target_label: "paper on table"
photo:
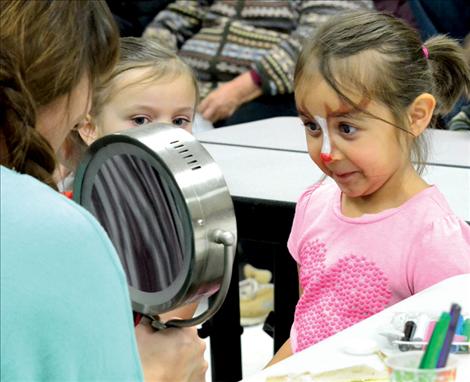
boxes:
[265,365,388,382]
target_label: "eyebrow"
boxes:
[296,103,312,119]
[124,104,195,115]
[296,107,363,120]
[296,110,309,119]
[327,109,363,119]
[173,106,195,115]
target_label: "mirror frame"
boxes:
[74,123,237,327]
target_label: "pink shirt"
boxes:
[288,182,470,353]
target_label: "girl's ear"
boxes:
[407,93,436,136]
[78,115,98,146]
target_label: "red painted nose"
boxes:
[320,153,333,163]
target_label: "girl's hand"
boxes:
[135,318,207,382]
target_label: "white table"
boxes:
[241,274,470,382]
[203,143,470,222]
[196,117,470,168]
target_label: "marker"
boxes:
[462,319,470,338]
[461,318,470,352]
[455,315,464,335]
[452,315,464,352]
[436,304,461,367]
[414,314,430,342]
[423,320,437,344]
[399,320,417,351]
[419,312,450,369]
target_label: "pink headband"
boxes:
[422,45,429,59]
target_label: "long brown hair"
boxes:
[0,0,119,188]
[295,10,470,173]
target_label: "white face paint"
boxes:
[314,115,332,163]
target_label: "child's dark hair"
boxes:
[294,10,470,171]
[0,0,119,188]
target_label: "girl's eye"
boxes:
[339,123,357,135]
[131,116,151,126]
[303,121,321,135]
[173,117,191,127]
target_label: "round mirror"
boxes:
[87,152,189,294]
[73,123,236,328]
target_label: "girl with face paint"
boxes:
[267,10,470,366]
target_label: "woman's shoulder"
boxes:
[1,166,123,273]
[3,166,97,226]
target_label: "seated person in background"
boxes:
[449,34,470,131]
[106,0,174,37]
[373,0,418,29]
[449,104,470,131]
[143,0,373,127]
[373,0,470,126]
[406,0,469,42]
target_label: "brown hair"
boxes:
[0,0,119,188]
[294,10,470,172]
[91,36,199,126]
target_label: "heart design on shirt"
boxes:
[294,239,391,352]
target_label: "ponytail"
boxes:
[425,35,470,115]
[0,0,119,189]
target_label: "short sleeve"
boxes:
[407,215,470,294]
[287,183,322,263]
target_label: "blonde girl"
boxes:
[78,36,198,145]
[57,37,198,189]
[270,10,470,365]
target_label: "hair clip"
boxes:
[422,45,429,59]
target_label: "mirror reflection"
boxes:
[89,153,185,292]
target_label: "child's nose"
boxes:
[316,117,332,163]
[320,152,333,163]
[320,137,343,164]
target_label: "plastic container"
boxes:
[386,351,458,382]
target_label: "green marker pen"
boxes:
[419,312,451,369]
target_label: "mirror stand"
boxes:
[150,229,235,330]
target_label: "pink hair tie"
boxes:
[422,45,429,59]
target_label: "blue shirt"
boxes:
[1,166,143,381]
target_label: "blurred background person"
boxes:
[143,0,373,127]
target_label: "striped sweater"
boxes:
[143,0,373,99]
